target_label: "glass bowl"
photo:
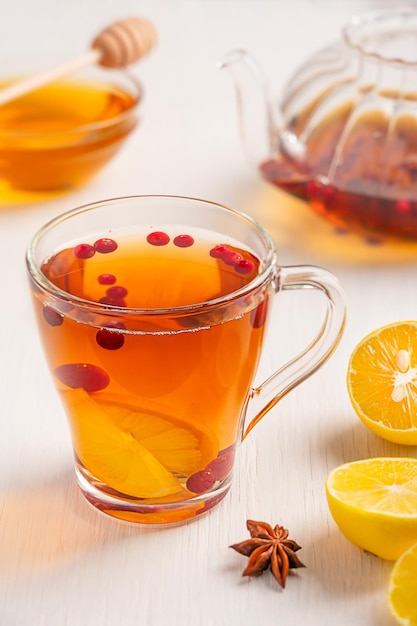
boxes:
[0,61,142,205]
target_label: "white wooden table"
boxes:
[0,1,414,624]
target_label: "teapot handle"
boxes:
[241,265,346,440]
[218,48,307,164]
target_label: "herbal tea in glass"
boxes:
[27,195,345,525]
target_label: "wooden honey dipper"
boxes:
[0,17,157,107]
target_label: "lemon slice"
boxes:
[388,541,417,625]
[62,390,218,499]
[325,457,417,560]
[347,321,417,444]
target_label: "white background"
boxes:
[1,1,416,625]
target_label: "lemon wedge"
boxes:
[62,390,217,499]
[388,541,417,625]
[347,321,417,444]
[326,457,417,560]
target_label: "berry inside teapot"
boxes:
[220,8,417,241]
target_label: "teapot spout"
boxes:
[217,49,306,165]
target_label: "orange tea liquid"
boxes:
[0,78,137,203]
[33,227,269,521]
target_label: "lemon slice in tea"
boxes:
[63,390,218,499]
[388,541,417,625]
[347,321,417,444]
[326,457,417,560]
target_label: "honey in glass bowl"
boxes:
[0,65,141,205]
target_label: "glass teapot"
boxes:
[219,8,417,241]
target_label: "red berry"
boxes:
[106,286,128,299]
[307,178,322,198]
[209,244,246,266]
[210,245,230,258]
[94,238,118,253]
[147,231,170,246]
[96,328,125,350]
[396,199,411,214]
[223,250,243,266]
[235,259,255,275]
[173,234,194,248]
[186,469,216,494]
[250,298,268,329]
[98,274,117,285]
[54,363,110,392]
[43,306,64,326]
[73,243,95,259]
[207,446,236,480]
[99,296,127,307]
[323,184,335,203]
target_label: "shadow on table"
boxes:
[319,418,417,467]
[310,525,395,626]
[0,467,169,578]
[248,183,417,269]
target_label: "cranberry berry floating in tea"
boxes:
[186,445,236,494]
[173,234,194,248]
[43,306,64,327]
[55,363,110,392]
[94,238,118,254]
[210,244,255,275]
[74,238,118,259]
[96,321,126,351]
[97,274,117,286]
[146,231,170,246]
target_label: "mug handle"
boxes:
[241,265,346,440]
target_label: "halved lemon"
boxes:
[388,541,417,625]
[325,457,417,560]
[62,390,218,499]
[347,321,417,444]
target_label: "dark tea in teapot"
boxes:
[261,96,417,240]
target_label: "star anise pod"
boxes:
[230,519,306,588]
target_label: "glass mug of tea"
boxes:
[26,195,346,525]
